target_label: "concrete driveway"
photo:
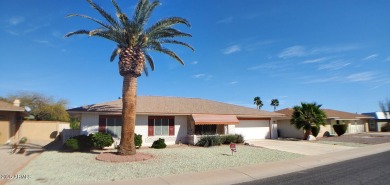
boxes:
[247,139,355,156]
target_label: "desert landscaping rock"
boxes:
[7,145,302,185]
[96,152,154,163]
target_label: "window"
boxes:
[99,116,122,137]
[148,116,174,136]
[195,125,217,135]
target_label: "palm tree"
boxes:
[291,102,326,140]
[66,0,193,155]
[253,96,263,110]
[270,99,279,111]
[379,99,390,131]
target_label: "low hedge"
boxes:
[196,135,221,147]
[135,133,142,149]
[91,132,114,149]
[333,124,348,136]
[151,138,166,149]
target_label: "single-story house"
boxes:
[0,100,25,144]
[362,112,390,132]
[276,108,372,139]
[67,96,285,146]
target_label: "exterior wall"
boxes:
[277,119,304,139]
[79,113,189,147]
[0,111,10,144]
[15,121,70,145]
[235,120,271,140]
[80,113,99,135]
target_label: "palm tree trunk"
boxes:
[118,74,137,155]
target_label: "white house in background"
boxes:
[67,96,285,146]
[276,108,372,139]
[363,112,390,132]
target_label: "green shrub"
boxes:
[91,132,114,149]
[64,138,79,150]
[64,134,93,151]
[311,126,320,137]
[196,135,221,147]
[151,138,167,149]
[220,134,244,144]
[333,124,348,136]
[135,134,142,149]
[19,137,28,144]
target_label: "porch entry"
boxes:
[192,114,239,135]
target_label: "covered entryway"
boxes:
[0,119,10,144]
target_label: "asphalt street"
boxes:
[236,150,390,185]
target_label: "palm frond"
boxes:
[137,1,160,28]
[160,39,195,51]
[142,60,149,76]
[149,28,192,39]
[144,52,155,71]
[146,17,191,35]
[155,47,185,65]
[110,47,121,62]
[65,30,90,37]
[66,14,111,29]
[86,0,120,28]
[134,0,148,26]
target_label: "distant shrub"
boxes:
[381,123,390,132]
[64,138,79,150]
[196,135,221,147]
[333,124,348,136]
[135,133,142,149]
[220,134,244,144]
[151,138,166,149]
[19,137,28,144]
[91,132,114,149]
[63,134,93,151]
[311,126,320,137]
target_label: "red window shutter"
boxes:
[169,118,175,136]
[148,118,154,136]
[98,116,106,133]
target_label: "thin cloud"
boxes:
[303,76,341,84]
[278,45,307,58]
[192,74,213,80]
[346,72,375,82]
[362,54,378,61]
[318,60,351,71]
[191,61,198,65]
[385,56,390,62]
[216,17,233,24]
[302,57,328,64]
[34,39,50,44]
[223,45,241,55]
[229,81,238,85]
[8,16,25,25]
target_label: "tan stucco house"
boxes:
[276,108,372,139]
[0,100,25,144]
[67,96,285,146]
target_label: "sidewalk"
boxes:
[79,143,390,185]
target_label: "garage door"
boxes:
[277,120,304,139]
[235,120,270,140]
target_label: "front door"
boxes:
[0,114,10,144]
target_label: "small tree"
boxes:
[3,92,70,122]
[270,99,279,111]
[253,96,263,110]
[379,99,390,131]
[291,102,327,140]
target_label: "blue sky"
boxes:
[1,0,389,113]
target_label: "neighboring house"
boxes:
[0,100,25,144]
[362,112,390,132]
[276,108,372,139]
[67,96,285,146]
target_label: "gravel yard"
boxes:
[7,145,302,185]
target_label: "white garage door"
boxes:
[235,120,270,140]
